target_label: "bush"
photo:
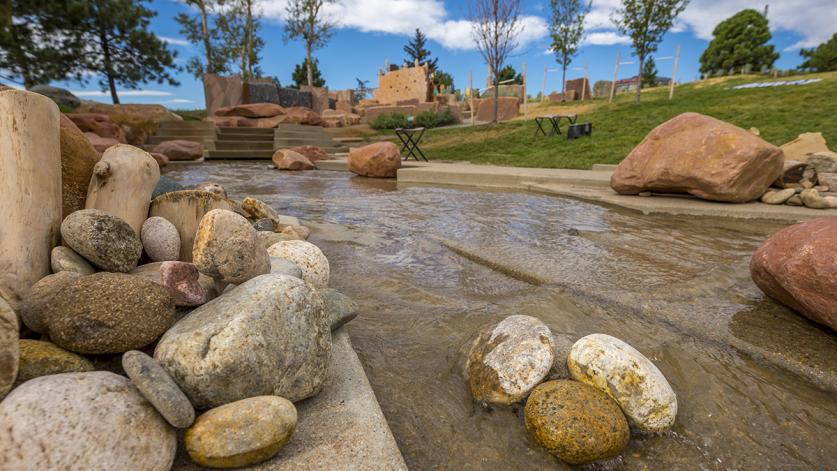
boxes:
[371,109,456,130]
[415,108,455,128]
[370,113,411,130]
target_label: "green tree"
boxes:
[613,0,688,103]
[292,58,325,87]
[496,65,523,84]
[403,28,439,71]
[435,70,454,92]
[175,0,232,78]
[549,0,591,96]
[641,56,658,87]
[218,0,264,80]
[699,9,778,76]
[799,34,837,72]
[77,0,179,104]
[0,0,87,87]
[284,0,335,88]
[354,78,370,103]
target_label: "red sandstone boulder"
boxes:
[152,140,203,161]
[750,217,837,330]
[67,113,127,142]
[348,142,401,178]
[84,132,119,154]
[272,149,316,170]
[283,107,323,126]
[289,146,328,162]
[321,109,346,128]
[149,152,169,168]
[611,113,784,202]
[237,115,285,128]
[206,116,242,127]
[214,103,285,118]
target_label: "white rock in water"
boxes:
[568,333,677,432]
[464,315,556,405]
[267,240,330,288]
[0,371,176,470]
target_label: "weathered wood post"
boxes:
[0,90,61,309]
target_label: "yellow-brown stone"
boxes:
[14,340,93,387]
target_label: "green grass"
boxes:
[173,108,208,121]
[416,71,837,169]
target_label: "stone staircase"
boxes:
[146,121,217,151]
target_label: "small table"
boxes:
[395,127,427,161]
[534,114,578,137]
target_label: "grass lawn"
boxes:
[415,71,837,169]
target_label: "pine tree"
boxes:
[641,57,658,88]
[799,34,837,72]
[403,29,439,71]
[292,58,325,88]
[496,65,523,84]
[699,9,778,76]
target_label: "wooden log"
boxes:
[0,90,62,309]
[148,190,233,262]
[85,144,160,235]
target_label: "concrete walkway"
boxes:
[318,157,837,222]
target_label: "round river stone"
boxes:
[123,350,195,428]
[60,209,142,272]
[266,240,330,288]
[15,339,94,387]
[19,271,80,333]
[0,297,19,399]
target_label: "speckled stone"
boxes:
[192,209,270,284]
[43,272,176,354]
[320,288,358,331]
[253,218,276,232]
[242,197,281,223]
[141,217,181,262]
[525,380,629,464]
[185,396,296,468]
[464,315,556,405]
[160,261,205,306]
[122,350,195,428]
[154,274,331,409]
[60,209,142,272]
[258,231,295,248]
[14,339,94,387]
[568,333,677,432]
[50,246,95,275]
[0,371,176,470]
[0,298,19,399]
[19,271,80,333]
[266,240,330,288]
[270,257,303,279]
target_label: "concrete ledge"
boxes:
[397,163,612,188]
[173,327,407,470]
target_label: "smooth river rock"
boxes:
[160,261,206,306]
[320,288,359,330]
[19,271,80,333]
[123,350,195,428]
[267,240,330,288]
[43,272,176,354]
[185,396,297,468]
[50,245,96,275]
[525,380,629,464]
[0,372,176,470]
[192,209,270,284]
[130,262,223,305]
[464,315,556,405]
[750,217,837,330]
[0,297,19,399]
[154,274,331,409]
[141,216,181,262]
[14,339,94,387]
[568,333,677,432]
[60,209,143,272]
[242,196,282,223]
[760,188,796,205]
[270,257,303,279]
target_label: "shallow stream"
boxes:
[165,162,837,470]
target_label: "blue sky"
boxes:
[43,0,837,108]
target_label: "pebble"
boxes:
[19,271,80,333]
[253,218,276,232]
[242,196,281,223]
[0,298,19,399]
[187,182,227,198]
[185,396,297,468]
[122,350,195,428]
[525,380,629,464]
[60,209,142,272]
[0,372,176,470]
[320,288,359,330]
[50,246,95,275]
[568,333,677,432]
[160,261,206,306]
[192,209,270,284]
[14,339,94,387]
[270,256,303,279]
[141,216,181,262]
[760,188,795,205]
[258,230,295,247]
[267,240,330,288]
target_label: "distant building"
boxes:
[615,75,672,93]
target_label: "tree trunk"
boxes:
[149,190,234,262]
[99,25,119,104]
[0,90,61,310]
[493,67,500,124]
[85,144,160,236]
[198,1,213,73]
[635,56,643,104]
[561,63,567,101]
[246,0,254,79]
[306,45,313,87]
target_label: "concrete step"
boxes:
[274,138,341,147]
[217,127,274,134]
[207,149,274,159]
[157,121,215,130]
[146,136,216,146]
[215,141,275,150]
[150,131,217,140]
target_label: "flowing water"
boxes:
[165,162,837,470]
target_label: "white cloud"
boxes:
[583,31,631,46]
[166,98,194,103]
[72,90,174,97]
[159,36,191,47]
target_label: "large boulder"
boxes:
[750,217,837,329]
[266,240,330,288]
[30,85,81,110]
[272,148,316,170]
[192,209,270,284]
[779,132,830,162]
[321,109,346,128]
[0,372,176,470]
[348,141,402,178]
[610,113,784,202]
[154,274,331,409]
[289,145,329,162]
[84,132,120,154]
[525,380,629,464]
[152,139,203,161]
[60,209,143,272]
[214,103,285,118]
[464,315,556,405]
[42,272,176,354]
[283,106,323,126]
[568,334,677,432]
[238,115,286,128]
[0,298,18,399]
[67,113,126,142]
[60,114,100,219]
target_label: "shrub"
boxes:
[415,108,455,128]
[371,109,456,130]
[370,112,411,130]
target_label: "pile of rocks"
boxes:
[0,89,359,469]
[464,315,677,465]
[759,132,837,208]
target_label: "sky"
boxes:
[40,0,837,109]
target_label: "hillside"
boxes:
[415,71,837,169]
